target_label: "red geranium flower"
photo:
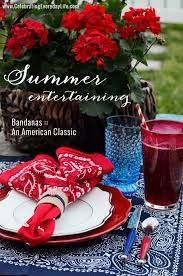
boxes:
[23,19,48,46]
[6,19,48,58]
[85,13,116,34]
[72,30,119,67]
[119,26,137,40]
[81,3,105,19]
[62,4,116,35]
[62,10,83,31]
[6,38,23,58]
[80,4,116,34]
[120,7,161,39]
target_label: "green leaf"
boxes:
[119,39,131,52]
[129,71,141,81]
[105,50,131,72]
[128,71,141,86]
[138,57,148,66]
[42,13,62,28]
[104,0,126,21]
[130,88,144,103]
[132,39,148,65]
[128,71,144,103]
[79,101,113,118]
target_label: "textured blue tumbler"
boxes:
[104,115,142,195]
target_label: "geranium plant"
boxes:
[0,0,162,118]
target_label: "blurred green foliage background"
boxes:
[140,24,183,115]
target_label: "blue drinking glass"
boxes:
[104,115,142,195]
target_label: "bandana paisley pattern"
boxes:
[0,148,112,204]
[8,158,58,199]
[0,158,182,275]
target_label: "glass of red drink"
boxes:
[141,120,183,210]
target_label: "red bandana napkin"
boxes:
[0,147,113,246]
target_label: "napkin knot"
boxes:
[37,189,69,215]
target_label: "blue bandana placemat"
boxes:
[0,156,182,276]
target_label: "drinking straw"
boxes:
[135,104,149,130]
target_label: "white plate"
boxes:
[0,187,113,236]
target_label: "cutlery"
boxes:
[120,205,142,261]
[138,217,159,265]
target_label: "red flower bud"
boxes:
[96,58,105,68]
[0,7,5,21]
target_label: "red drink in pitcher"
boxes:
[141,120,183,210]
